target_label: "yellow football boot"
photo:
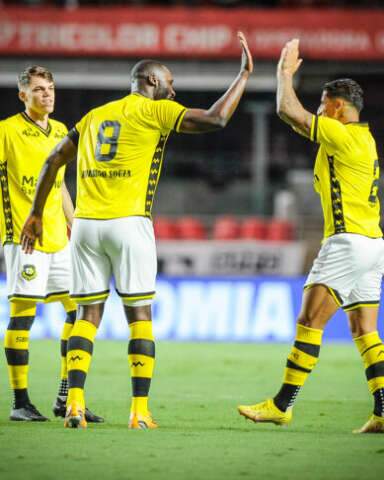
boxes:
[128,412,158,430]
[353,414,384,434]
[64,403,87,429]
[238,398,292,426]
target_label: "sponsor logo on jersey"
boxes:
[22,127,40,137]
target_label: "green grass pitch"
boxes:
[1,340,384,480]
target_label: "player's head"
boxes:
[318,78,364,120]
[18,66,55,115]
[130,60,175,101]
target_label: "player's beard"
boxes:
[154,85,170,101]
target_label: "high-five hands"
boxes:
[278,38,303,77]
[238,31,253,75]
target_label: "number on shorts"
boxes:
[368,159,379,205]
[95,121,121,162]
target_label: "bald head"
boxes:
[131,59,168,82]
[130,59,175,101]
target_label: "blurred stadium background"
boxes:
[1,0,384,342]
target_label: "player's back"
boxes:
[311,116,381,239]
[74,93,185,220]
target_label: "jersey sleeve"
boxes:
[310,115,351,150]
[150,100,187,133]
[75,112,90,136]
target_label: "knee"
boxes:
[77,304,104,327]
[297,311,317,328]
[349,321,372,338]
[347,310,377,338]
[125,305,152,324]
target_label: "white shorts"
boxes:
[4,243,70,303]
[305,233,384,310]
[70,217,157,306]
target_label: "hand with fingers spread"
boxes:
[278,38,303,77]
[21,214,43,254]
[238,31,253,75]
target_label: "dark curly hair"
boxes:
[323,78,364,113]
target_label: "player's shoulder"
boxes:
[0,113,23,128]
[319,116,348,130]
[95,96,128,113]
[345,121,370,133]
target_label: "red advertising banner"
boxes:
[1,7,384,60]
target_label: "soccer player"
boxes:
[238,39,384,434]
[21,32,253,429]
[0,66,102,423]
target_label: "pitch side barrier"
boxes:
[0,275,382,341]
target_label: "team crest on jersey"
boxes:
[21,264,37,281]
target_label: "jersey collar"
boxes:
[21,112,52,137]
[345,121,369,127]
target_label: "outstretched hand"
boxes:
[278,38,303,77]
[238,31,253,75]
[21,214,43,254]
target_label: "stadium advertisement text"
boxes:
[157,240,305,276]
[1,8,384,60]
[0,275,383,342]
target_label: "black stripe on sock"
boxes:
[5,348,28,365]
[13,388,30,409]
[294,340,320,358]
[274,383,301,412]
[8,316,34,330]
[373,388,384,417]
[61,339,68,357]
[65,311,76,324]
[366,361,384,381]
[361,342,383,357]
[128,339,155,358]
[68,370,87,389]
[67,336,93,355]
[286,359,312,374]
[132,377,151,397]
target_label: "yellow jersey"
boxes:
[0,113,68,253]
[310,115,382,239]
[73,93,186,219]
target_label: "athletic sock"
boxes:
[67,319,97,411]
[4,301,36,408]
[274,324,323,412]
[128,320,155,415]
[373,388,384,417]
[354,331,384,417]
[58,307,76,399]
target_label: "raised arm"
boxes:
[276,39,313,136]
[179,31,253,133]
[21,135,77,253]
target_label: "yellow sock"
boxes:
[128,320,155,415]
[354,331,384,394]
[67,319,97,411]
[5,301,36,407]
[59,296,77,384]
[274,324,323,411]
